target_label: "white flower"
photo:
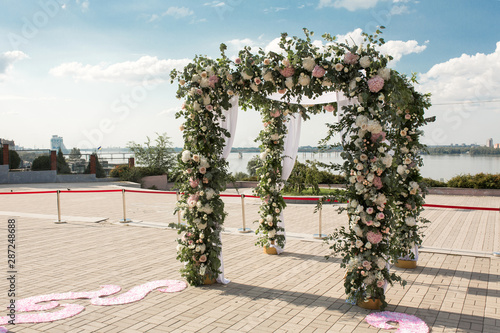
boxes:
[268,229,276,238]
[200,243,206,253]
[176,244,184,252]
[374,193,387,206]
[355,183,365,193]
[195,245,201,252]
[193,101,201,112]
[376,257,386,269]
[359,56,371,68]
[266,215,273,222]
[401,147,410,154]
[350,199,359,208]
[259,152,268,160]
[355,115,369,128]
[298,73,311,86]
[250,83,259,92]
[366,173,375,182]
[365,242,372,249]
[356,240,364,248]
[200,157,210,168]
[205,188,216,200]
[263,69,274,82]
[381,155,393,168]
[199,265,206,275]
[335,63,344,71]
[378,68,391,81]
[397,165,407,175]
[360,154,368,161]
[367,120,382,134]
[302,57,316,71]
[405,217,416,226]
[349,79,357,92]
[409,181,419,190]
[322,79,333,87]
[202,94,211,105]
[198,222,207,230]
[241,71,253,80]
[285,77,294,89]
[181,150,191,163]
[353,224,363,237]
[191,74,201,83]
[270,134,279,140]
[192,154,200,162]
[356,163,364,171]
[199,78,210,88]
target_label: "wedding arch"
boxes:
[170,28,432,308]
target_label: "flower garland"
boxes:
[170,29,431,294]
[253,103,289,249]
[388,74,432,261]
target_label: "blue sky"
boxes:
[1,0,499,149]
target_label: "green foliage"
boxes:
[425,146,500,155]
[447,173,500,189]
[246,155,263,176]
[0,150,21,169]
[31,155,51,171]
[84,154,106,178]
[127,133,176,174]
[57,148,71,174]
[69,148,81,160]
[283,160,335,195]
[422,177,447,187]
[109,165,130,179]
[232,171,250,181]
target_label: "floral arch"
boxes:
[170,28,432,308]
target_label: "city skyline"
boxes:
[1,0,499,149]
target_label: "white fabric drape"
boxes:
[216,95,239,284]
[270,114,302,254]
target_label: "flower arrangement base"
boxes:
[395,259,417,269]
[357,298,382,310]
[203,275,216,285]
[263,246,278,255]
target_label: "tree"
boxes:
[69,148,81,160]
[31,155,51,171]
[127,133,176,174]
[57,148,71,174]
[246,155,263,176]
[84,153,106,178]
[0,150,21,169]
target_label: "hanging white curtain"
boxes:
[216,95,239,284]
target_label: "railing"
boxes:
[1,189,499,241]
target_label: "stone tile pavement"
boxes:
[0,182,499,332]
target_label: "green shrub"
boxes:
[57,149,71,174]
[233,172,250,181]
[448,173,500,189]
[422,177,447,187]
[31,155,51,171]
[110,165,130,179]
[84,154,106,178]
[0,150,21,169]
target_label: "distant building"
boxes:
[495,143,500,149]
[0,138,15,148]
[50,135,68,153]
[487,138,493,148]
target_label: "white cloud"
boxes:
[0,50,28,81]
[162,7,194,19]
[49,56,191,83]
[379,39,427,63]
[203,1,226,7]
[75,0,89,12]
[418,42,500,103]
[390,4,409,15]
[318,0,380,11]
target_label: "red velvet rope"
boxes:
[0,189,498,211]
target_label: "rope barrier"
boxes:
[0,188,498,211]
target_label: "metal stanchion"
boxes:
[176,190,182,226]
[119,189,131,223]
[54,190,66,224]
[313,199,327,239]
[238,194,252,233]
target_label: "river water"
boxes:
[226,152,500,181]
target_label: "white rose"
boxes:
[355,115,369,128]
[302,57,316,71]
[349,79,357,92]
[241,71,253,80]
[195,245,201,252]
[359,56,371,68]
[376,257,386,269]
[298,73,311,86]
[365,242,372,249]
[401,147,410,154]
[191,74,201,83]
[259,152,267,160]
[181,150,191,163]
[199,78,210,88]
[198,223,207,230]
[410,181,419,190]
[382,155,393,168]
[266,215,273,222]
[405,217,416,227]
[200,157,210,168]
[202,94,211,105]
[367,120,382,134]
[268,229,276,238]
[378,68,391,81]
[270,134,279,140]
[193,101,201,112]
[322,79,333,87]
[355,183,365,193]
[250,83,259,92]
[397,165,407,175]
[366,173,375,182]
[356,240,364,248]
[200,244,206,253]
[353,224,363,237]
[263,70,274,82]
[285,77,295,89]
[176,244,184,252]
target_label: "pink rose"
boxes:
[377,280,385,288]
[371,131,386,142]
[324,104,335,112]
[368,75,385,93]
[405,114,411,120]
[366,220,374,226]
[195,88,203,95]
[312,65,326,78]
[187,194,199,207]
[189,178,199,188]
[264,58,271,65]
[367,231,383,244]
[235,58,241,64]
[279,67,295,78]
[203,177,209,184]
[208,75,219,88]
[366,207,374,214]
[254,77,262,85]
[372,176,383,190]
[362,261,372,270]
[344,52,360,65]
[199,254,207,263]
[199,166,207,174]
[206,105,213,111]
[270,110,281,118]
[376,212,385,220]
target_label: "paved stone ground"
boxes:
[0,182,499,332]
